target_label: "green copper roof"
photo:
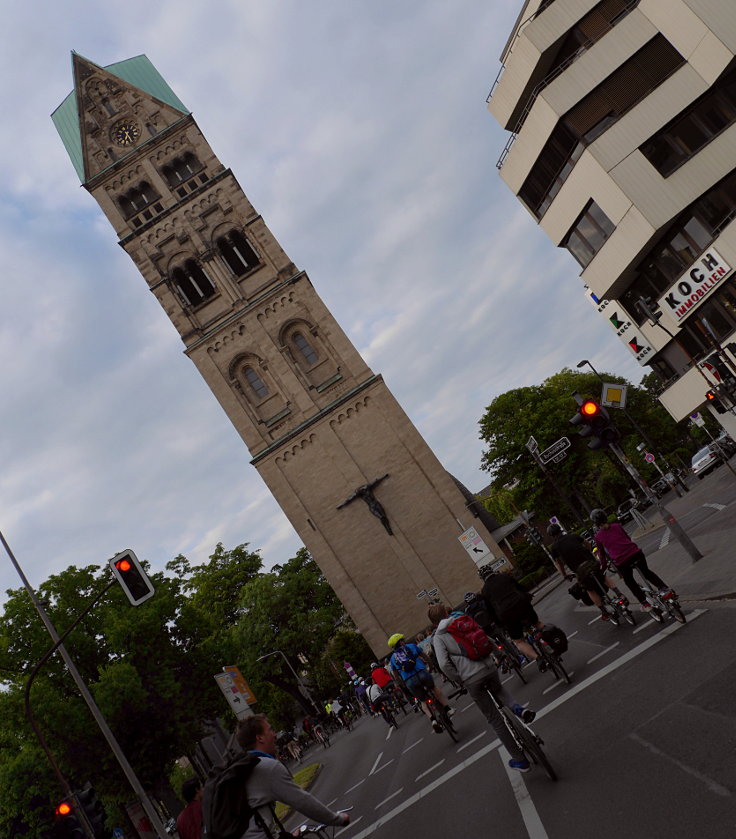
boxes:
[51,53,190,182]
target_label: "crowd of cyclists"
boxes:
[275,511,679,771]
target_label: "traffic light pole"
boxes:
[608,443,702,563]
[1,530,169,839]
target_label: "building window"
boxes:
[641,66,736,176]
[292,332,318,366]
[172,259,216,306]
[118,181,161,219]
[519,35,683,219]
[162,152,204,188]
[216,229,259,276]
[244,366,269,399]
[563,201,615,268]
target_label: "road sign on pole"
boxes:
[526,436,539,454]
[539,437,571,464]
[458,526,492,566]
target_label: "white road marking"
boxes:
[374,788,404,810]
[457,730,487,752]
[629,733,731,797]
[372,758,394,776]
[567,630,579,639]
[401,738,422,754]
[500,747,550,838]
[345,777,365,794]
[347,612,705,839]
[385,725,393,741]
[634,616,663,633]
[368,752,382,775]
[415,758,445,782]
[336,816,362,836]
[703,502,726,511]
[541,672,574,695]
[659,528,671,549]
[586,642,619,665]
[327,798,338,808]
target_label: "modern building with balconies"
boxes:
[488,0,736,434]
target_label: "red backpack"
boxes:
[447,615,494,660]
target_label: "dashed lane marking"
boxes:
[401,738,422,754]
[586,642,619,665]
[415,758,445,782]
[374,788,404,810]
[457,731,486,753]
[368,752,382,775]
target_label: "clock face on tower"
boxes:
[110,119,141,147]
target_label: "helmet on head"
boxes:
[547,523,562,537]
[463,591,477,603]
[387,633,404,648]
[590,508,607,525]
[478,564,495,580]
[370,662,379,670]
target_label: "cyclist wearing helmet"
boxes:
[387,633,454,733]
[590,509,675,611]
[547,523,624,620]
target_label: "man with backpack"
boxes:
[387,633,454,733]
[204,713,350,839]
[428,603,536,773]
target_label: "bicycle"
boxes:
[523,623,572,685]
[583,572,636,627]
[489,628,527,684]
[296,807,353,838]
[412,680,458,742]
[313,725,331,749]
[480,677,557,781]
[633,569,686,624]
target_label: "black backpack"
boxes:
[202,753,289,839]
[464,595,496,631]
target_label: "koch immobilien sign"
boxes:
[658,249,732,324]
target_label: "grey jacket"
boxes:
[432,616,498,686]
[243,755,343,838]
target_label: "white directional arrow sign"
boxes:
[539,437,571,464]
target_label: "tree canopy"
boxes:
[478,367,702,525]
[0,544,370,838]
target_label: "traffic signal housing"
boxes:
[570,399,620,450]
[109,549,155,606]
[705,388,727,414]
[76,785,105,838]
[54,799,84,839]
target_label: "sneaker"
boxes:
[599,612,610,622]
[445,707,456,718]
[508,758,531,773]
[511,704,536,724]
[431,719,442,733]
[640,602,651,612]
[536,658,548,673]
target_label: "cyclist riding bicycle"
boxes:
[590,509,676,612]
[547,523,625,620]
[367,680,396,726]
[429,603,536,773]
[387,633,454,733]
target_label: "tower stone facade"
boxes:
[53,54,502,653]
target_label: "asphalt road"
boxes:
[290,594,736,838]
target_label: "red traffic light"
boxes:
[56,801,72,817]
[115,558,132,572]
[705,390,716,401]
[109,549,155,606]
[580,400,601,417]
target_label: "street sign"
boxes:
[224,665,256,703]
[214,671,254,719]
[526,436,539,454]
[552,452,566,463]
[645,453,655,463]
[427,587,438,597]
[458,526,492,565]
[601,382,628,408]
[416,589,427,599]
[539,437,571,464]
[690,412,705,427]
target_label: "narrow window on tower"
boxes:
[244,366,269,399]
[216,229,259,276]
[292,332,318,366]
[162,152,205,191]
[172,260,216,306]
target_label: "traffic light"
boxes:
[705,353,736,395]
[525,527,543,546]
[570,399,620,450]
[109,549,155,606]
[76,785,105,838]
[54,798,85,839]
[705,388,727,414]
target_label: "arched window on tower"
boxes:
[244,366,269,399]
[171,259,216,307]
[118,181,161,219]
[216,229,259,276]
[292,331,318,366]
[162,152,207,197]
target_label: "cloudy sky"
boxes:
[0,1,644,600]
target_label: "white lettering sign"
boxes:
[657,249,732,324]
[584,289,654,365]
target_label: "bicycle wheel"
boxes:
[606,609,620,627]
[648,605,665,623]
[509,657,527,684]
[668,602,687,624]
[441,708,459,742]
[622,607,636,626]
[554,658,572,685]
[502,709,557,781]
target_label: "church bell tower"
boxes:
[53,53,503,653]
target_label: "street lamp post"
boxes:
[256,650,320,713]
